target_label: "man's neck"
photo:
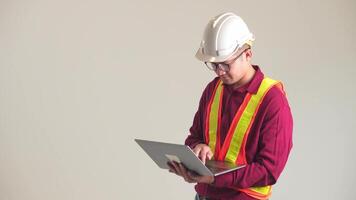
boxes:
[232,64,256,90]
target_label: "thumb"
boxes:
[207,151,213,160]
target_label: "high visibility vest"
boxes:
[205,77,285,200]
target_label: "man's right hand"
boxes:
[192,143,213,164]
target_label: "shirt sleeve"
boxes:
[212,87,294,188]
[185,79,217,149]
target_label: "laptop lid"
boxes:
[135,139,245,176]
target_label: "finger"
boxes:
[169,169,178,175]
[171,161,183,176]
[200,151,207,164]
[167,162,178,174]
[177,163,189,179]
[178,163,196,183]
[207,150,213,160]
[193,146,202,157]
[178,163,189,178]
[188,170,199,177]
[167,162,174,171]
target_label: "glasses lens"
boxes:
[220,64,229,72]
[205,62,217,71]
[205,62,230,72]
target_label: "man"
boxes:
[168,12,293,200]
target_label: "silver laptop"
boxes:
[135,139,245,176]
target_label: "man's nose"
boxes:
[216,67,226,76]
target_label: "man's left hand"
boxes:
[167,161,214,184]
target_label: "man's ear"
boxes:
[245,49,253,62]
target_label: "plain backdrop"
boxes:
[1,0,355,199]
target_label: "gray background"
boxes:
[1,0,355,199]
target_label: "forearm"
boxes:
[212,161,276,188]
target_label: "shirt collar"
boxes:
[246,65,264,94]
[224,65,264,94]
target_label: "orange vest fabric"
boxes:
[205,77,285,200]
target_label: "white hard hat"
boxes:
[195,12,255,63]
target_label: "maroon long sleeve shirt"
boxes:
[185,65,293,200]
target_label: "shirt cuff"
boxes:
[211,172,233,187]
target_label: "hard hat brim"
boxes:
[195,40,253,63]
[195,47,232,63]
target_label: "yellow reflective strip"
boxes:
[249,185,272,195]
[208,81,223,155]
[225,77,278,163]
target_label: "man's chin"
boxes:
[220,78,233,85]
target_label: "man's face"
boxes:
[214,49,251,85]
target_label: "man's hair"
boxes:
[235,43,251,61]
